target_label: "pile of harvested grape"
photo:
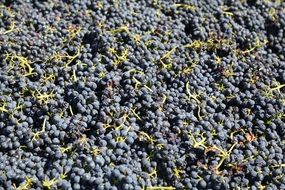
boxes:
[0,0,285,189]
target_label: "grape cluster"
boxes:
[0,0,285,189]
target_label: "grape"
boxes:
[0,0,285,189]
